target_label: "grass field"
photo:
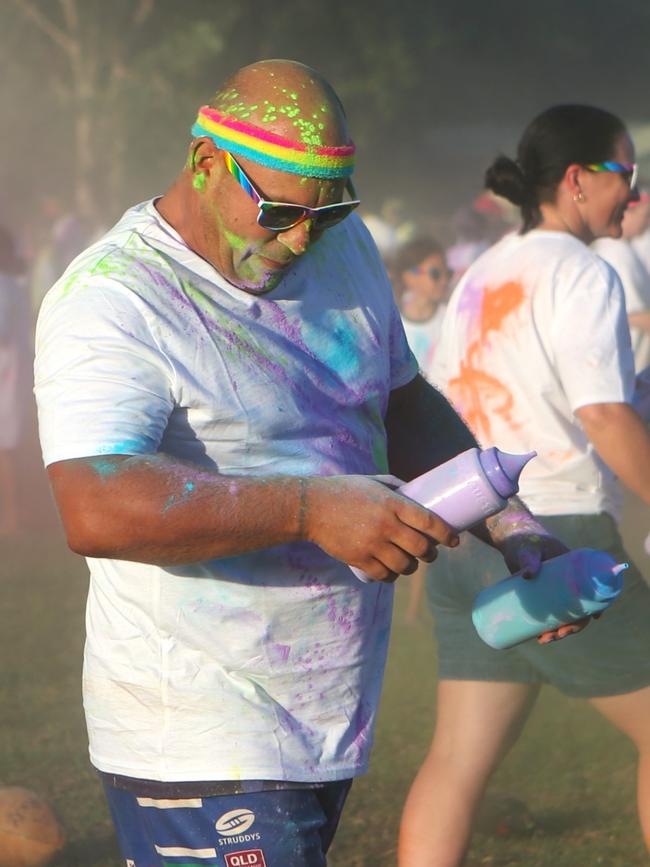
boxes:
[2,494,649,866]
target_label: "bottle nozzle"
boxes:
[479,448,537,498]
[498,450,537,482]
[612,562,629,577]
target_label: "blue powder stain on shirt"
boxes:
[95,437,150,455]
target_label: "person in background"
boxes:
[445,205,491,290]
[399,104,650,867]
[361,197,415,261]
[630,187,650,275]
[391,236,452,625]
[29,197,95,317]
[392,236,451,377]
[0,225,30,534]
[593,188,650,371]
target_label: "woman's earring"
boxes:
[193,172,207,192]
[573,191,585,203]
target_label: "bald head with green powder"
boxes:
[156,59,356,294]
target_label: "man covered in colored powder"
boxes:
[34,60,566,866]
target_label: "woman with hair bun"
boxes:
[399,104,650,865]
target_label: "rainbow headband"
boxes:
[191,106,355,179]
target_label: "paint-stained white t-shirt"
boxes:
[592,236,650,371]
[401,304,446,378]
[34,201,418,783]
[432,229,635,519]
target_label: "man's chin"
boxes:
[233,270,286,295]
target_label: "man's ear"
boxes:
[187,138,220,176]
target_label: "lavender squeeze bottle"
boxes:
[351,446,536,583]
[472,548,628,650]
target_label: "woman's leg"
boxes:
[590,685,650,851]
[398,679,539,867]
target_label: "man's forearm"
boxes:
[48,452,461,577]
[48,454,306,565]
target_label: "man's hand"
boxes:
[304,475,460,582]
[484,504,590,644]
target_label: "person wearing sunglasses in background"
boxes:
[35,60,569,867]
[391,236,451,380]
[390,236,452,628]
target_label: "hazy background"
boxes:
[3,6,650,864]
[4,0,650,242]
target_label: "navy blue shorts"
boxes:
[102,777,352,867]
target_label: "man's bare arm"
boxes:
[48,453,458,577]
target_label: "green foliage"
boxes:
[4,1,650,237]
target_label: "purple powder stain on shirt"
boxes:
[267,643,291,665]
[349,700,372,764]
[263,301,315,359]
[326,597,356,635]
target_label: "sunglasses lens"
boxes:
[313,204,355,230]
[258,205,306,231]
[258,200,359,232]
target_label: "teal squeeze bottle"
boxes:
[471,548,628,650]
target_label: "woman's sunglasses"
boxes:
[584,161,638,189]
[409,265,447,280]
[222,150,361,232]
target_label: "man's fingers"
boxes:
[375,542,419,577]
[368,474,405,490]
[360,554,401,583]
[395,498,459,547]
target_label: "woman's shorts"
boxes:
[426,512,650,698]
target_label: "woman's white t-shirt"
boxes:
[432,229,635,519]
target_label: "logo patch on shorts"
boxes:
[216,807,256,836]
[225,850,267,867]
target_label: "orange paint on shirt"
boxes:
[448,280,527,441]
[480,281,526,340]
[546,448,576,464]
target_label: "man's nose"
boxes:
[277,219,313,256]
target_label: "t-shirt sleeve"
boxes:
[551,256,636,411]
[34,278,175,466]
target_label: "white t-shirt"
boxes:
[401,304,446,376]
[432,230,635,519]
[34,201,418,783]
[631,227,650,278]
[592,237,650,371]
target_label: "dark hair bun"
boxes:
[484,155,527,206]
